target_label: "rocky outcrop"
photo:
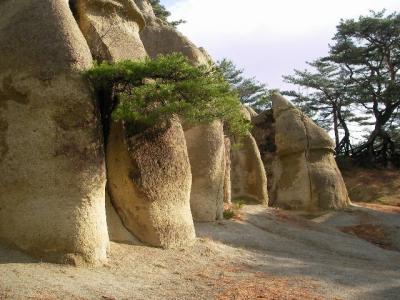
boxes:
[107,120,195,248]
[231,134,269,204]
[134,1,227,221]
[184,121,226,221]
[253,94,350,210]
[230,107,268,204]
[75,0,147,61]
[76,0,196,247]
[224,137,232,204]
[0,0,109,265]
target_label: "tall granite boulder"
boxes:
[107,120,195,248]
[0,0,109,264]
[230,107,268,204]
[184,121,226,221]
[76,0,196,247]
[252,94,350,210]
[135,0,226,221]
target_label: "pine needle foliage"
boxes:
[148,0,185,27]
[85,54,250,137]
[217,58,271,111]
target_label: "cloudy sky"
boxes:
[162,0,398,90]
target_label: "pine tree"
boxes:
[217,59,270,111]
[85,54,251,137]
[283,59,361,155]
[327,10,400,165]
[148,0,185,27]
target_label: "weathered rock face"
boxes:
[105,191,139,244]
[134,1,227,221]
[223,137,232,204]
[0,0,109,264]
[76,0,196,247]
[75,0,147,61]
[253,94,350,210]
[134,0,209,65]
[107,120,195,248]
[230,107,268,204]
[231,134,269,204]
[184,121,226,221]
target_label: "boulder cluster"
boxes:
[0,0,349,265]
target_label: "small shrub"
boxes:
[233,199,245,209]
[223,210,235,220]
[85,54,251,137]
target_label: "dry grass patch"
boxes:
[215,265,328,300]
[340,224,393,250]
[341,167,400,206]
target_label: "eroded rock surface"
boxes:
[184,121,226,221]
[75,0,147,61]
[76,0,195,247]
[107,120,195,248]
[253,94,350,210]
[0,0,109,265]
[230,107,268,204]
[134,1,227,221]
[224,137,232,204]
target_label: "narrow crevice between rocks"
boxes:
[97,88,116,147]
[253,109,277,206]
[68,0,78,19]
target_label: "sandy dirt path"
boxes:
[1,204,399,299]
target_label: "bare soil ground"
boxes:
[1,202,400,300]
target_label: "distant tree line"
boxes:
[283,11,400,168]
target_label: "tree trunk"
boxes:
[332,106,340,153]
[337,107,351,156]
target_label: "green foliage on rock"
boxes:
[148,0,185,27]
[85,53,251,137]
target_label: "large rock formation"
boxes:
[0,0,109,264]
[230,108,268,204]
[76,0,196,247]
[135,0,226,221]
[184,121,226,221]
[252,94,350,210]
[107,121,195,248]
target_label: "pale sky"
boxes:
[163,0,399,91]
